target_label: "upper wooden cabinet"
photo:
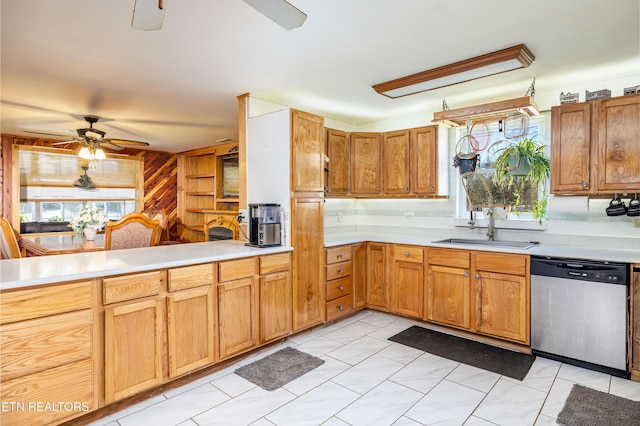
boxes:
[326,129,350,195]
[327,125,441,197]
[551,94,640,194]
[291,109,325,193]
[351,132,383,195]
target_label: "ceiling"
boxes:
[1,0,638,153]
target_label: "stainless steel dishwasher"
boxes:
[531,256,630,377]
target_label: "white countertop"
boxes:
[0,241,293,291]
[325,232,640,264]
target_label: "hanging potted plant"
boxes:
[492,136,550,222]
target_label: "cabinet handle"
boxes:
[475,273,481,279]
[464,271,469,278]
[582,181,589,188]
[404,187,409,192]
[338,286,344,291]
[376,187,381,192]
[430,186,435,192]
[338,253,343,258]
[338,269,343,273]
[404,252,410,257]
[338,305,344,311]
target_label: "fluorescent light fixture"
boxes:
[242,0,307,30]
[373,44,535,98]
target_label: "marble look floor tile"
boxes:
[539,377,574,419]
[503,356,561,393]
[322,322,380,344]
[326,335,392,365]
[405,379,485,425]
[249,418,276,425]
[176,420,199,426]
[376,342,424,365]
[117,383,229,426]
[294,335,345,357]
[336,380,423,426]
[389,352,459,393]
[283,356,351,396]
[446,363,500,393]
[610,375,640,401]
[473,378,547,426]
[163,364,241,399]
[391,416,423,426]
[192,387,295,426]
[463,416,498,425]
[556,363,611,392]
[86,394,166,426]
[332,355,405,394]
[266,381,359,426]
[321,417,350,425]
[534,414,559,426]
[211,371,258,397]
[366,320,419,340]
[358,311,400,328]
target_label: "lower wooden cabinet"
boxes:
[104,298,164,404]
[366,243,389,311]
[352,243,367,309]
[218,277,259,360]
[167,286,215,377]
[427,264,471,329]
[631,264,640,381]
[260,271,292,342]
[325,245,354,321]
[391,245,425,319]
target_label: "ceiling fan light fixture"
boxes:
[95,148,106,160]
[78,146,93,159]
[242,0,307,30]
[373,44,535,98]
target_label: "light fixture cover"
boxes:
[373,44,535,98]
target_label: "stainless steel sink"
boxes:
[433,238,537,249]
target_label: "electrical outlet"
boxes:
[404,212,414,220]
[338,212,343,222]
[238,209,248,223]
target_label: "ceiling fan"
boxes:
[131,0,307,31]
[52,115,150,159]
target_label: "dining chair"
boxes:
[0,216,24,259]
[141,208,168,245]
[104,213,160,250]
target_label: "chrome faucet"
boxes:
[468,210,476,229]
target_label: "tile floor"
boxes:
[89,310,640,426]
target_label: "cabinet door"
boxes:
[352,243,367,309]
[291,109,325,192]
[392,261,424,319]
[260,271,292,343]
[167,286,215,377]
[595,94,640,192]
[351,132,382,194]
[291,196,325,331]
[327,129,350,194]
[476,271,528,344]
[218,278,258,360]
[427,265,470,329]
[411,126,438,195]
[383,130,411,194]
[366,243,388,311]
[550,102,592,193]
[105,299,163,404]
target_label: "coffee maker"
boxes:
[247,204,281,247]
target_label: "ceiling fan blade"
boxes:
[242,0,307,30]
[100,141,125,151]
[103,138,150,147]
[52,140,81,146]
[132,0,166,31]
[24,130,73,137]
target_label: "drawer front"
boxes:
[474,252,528,276]
[394,245,424,263]
[260,253,291,275]
[103,271,164,304]
[326,261,352,281]
[219,257,257,282]
[326,294,353,321]
[1,310,92,381]
[428,248,470,269]
[326,276,352,301]
[326,245,352,264]
[168,263,214,292]
[1,281,92,325]
[1,358,95,426]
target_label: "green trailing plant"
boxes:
[492,136,550,220]
[48,216,64,222]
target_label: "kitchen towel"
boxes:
[234,347,325,391]
[389,325,535,380]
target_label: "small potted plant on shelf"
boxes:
[492,136,550,222]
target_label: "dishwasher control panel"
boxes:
[531,256,629,285]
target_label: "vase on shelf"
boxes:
[83,227,97,241]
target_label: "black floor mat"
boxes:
[388,325,535,380]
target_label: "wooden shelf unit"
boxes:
[178,142,239,242]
